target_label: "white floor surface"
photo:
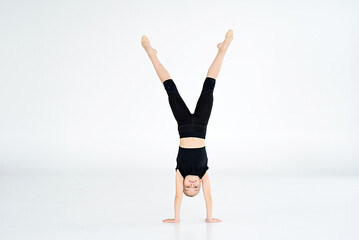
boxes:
[0,173,358,240]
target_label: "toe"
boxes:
[226,29,233,38]
[141,35,150,43]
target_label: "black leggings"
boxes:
[163,77,216,138]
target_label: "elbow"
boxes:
[175,193,183,198]
[205,195,212,202]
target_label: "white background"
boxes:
[0,0,358,239]
[1,0,358,176]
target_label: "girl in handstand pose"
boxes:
[141,29,233,223]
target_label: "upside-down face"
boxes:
[183,175,202,197]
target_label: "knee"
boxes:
[163,79,178,92]
[202,77,216,92]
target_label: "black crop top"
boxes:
[175,146,209,179]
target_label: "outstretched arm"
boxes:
[202,171,222,223]
[163,169,183,223]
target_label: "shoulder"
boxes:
[201,169,209,181]
[201,170,211,198]
[176,169,184,179]
[175,169,184,196]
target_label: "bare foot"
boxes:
[141,35,157,55]
[217,29,233,51]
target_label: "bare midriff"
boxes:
[179,137,205,148]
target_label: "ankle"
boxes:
[147,50,155,56]
[217,46,227,54]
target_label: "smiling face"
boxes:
[183,175,202,197]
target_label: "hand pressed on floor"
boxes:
[205,218,222,223]
[162,218,180,223]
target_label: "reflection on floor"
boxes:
[0,173,358,240]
